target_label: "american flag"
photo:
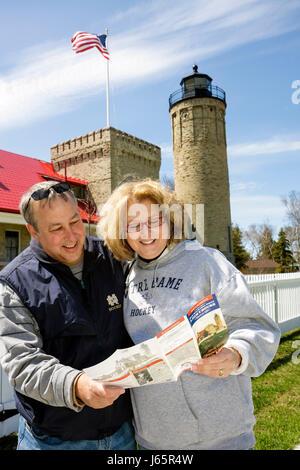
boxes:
[71,31,110,60]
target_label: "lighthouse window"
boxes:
[195,77,207,88]
[228,226,233,253]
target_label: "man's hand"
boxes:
[191,347,242,378]
[75,372,125,409]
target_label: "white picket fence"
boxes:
[1,272,300,439]
[245,272,300,282]
[245,272,300,334]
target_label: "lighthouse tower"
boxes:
[169,65,234,262]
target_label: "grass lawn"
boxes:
[0,328,299,450]
[252,327,300,450]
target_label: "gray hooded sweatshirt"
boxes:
[124,240,281,450]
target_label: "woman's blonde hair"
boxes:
[97,179,187,260]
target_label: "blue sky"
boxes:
[1,0,300,236]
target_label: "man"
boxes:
[0,181,135,450]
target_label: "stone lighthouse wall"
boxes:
[170,97,233,260]
[51,127,161,208]
[109,128,161,191]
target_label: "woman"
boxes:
[98,179,280,450]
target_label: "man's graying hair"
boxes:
[19,180,77,231]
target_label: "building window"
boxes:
[227,225,232,253]
[70,184,84,199]
[5,231,19,262]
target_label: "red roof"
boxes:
[246,259,280,268]
[0,149,98,224]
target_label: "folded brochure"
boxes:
[84,294,229,388]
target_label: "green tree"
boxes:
[282,191,300,265]
[272,228,295,272]
[232,224,250,271]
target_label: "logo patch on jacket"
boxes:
[107,293,121,311]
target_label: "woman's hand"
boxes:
[191,347,242,378]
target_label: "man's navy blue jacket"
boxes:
[0,236,133,440]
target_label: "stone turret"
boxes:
[51,127,161,207]
[169,65,234,262]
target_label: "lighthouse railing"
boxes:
[169,85,226,109]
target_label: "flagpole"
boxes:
[105,27,110,128]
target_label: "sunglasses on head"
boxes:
[30,182,71,201]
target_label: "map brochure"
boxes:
[83,293,229,388]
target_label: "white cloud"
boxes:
[0,0,299,130]
[228,137,300,157]
[231,194,286,231]
[227,135,300,177]
[230,182,258,192]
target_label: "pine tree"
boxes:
[272,228,295,272]
[232,224,250,271]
